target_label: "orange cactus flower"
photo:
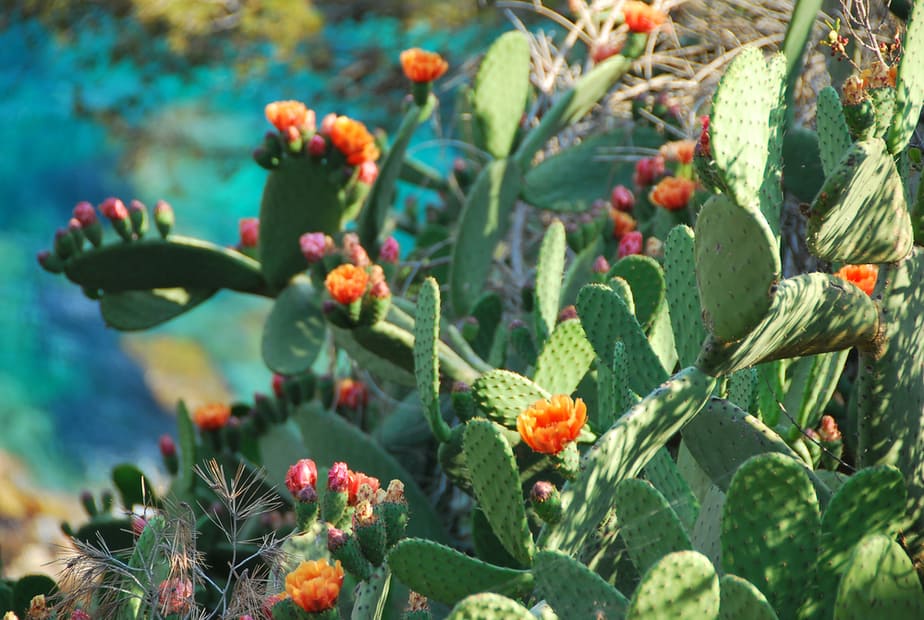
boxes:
[649,176,697,211]
[329,116,380,166]
[265,101,315,134]
[517,395,587,455]
[193,403,231,431]
[611,209,637,239]
[400,48,449,83]
[325,264,370,305]
[285,559,344,613]
[659,140,696,165]
[622,1,667,34]
[834,264,878,296]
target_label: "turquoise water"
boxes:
[0,11,496,488]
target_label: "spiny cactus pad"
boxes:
[463,419,535,565]
[387,539,534,606]
[643,447,700,531]
[533,550,629,618]
[99,288,216,331]
[414,277,451,442]
[664,225,707,368]
[332,326,416,386]
[694,195,780,342]
[782,351,849,429]
[532,318,595,396]
[626,551,720,619]
[262,277,325,375]
[807,138,912,263]
[887,0,924,153]
[613,478,693,575]
[541,367,716,555]
[534,220,567,342]
[721,453,820,619]
[472,369,549,428]
[691,485,725,570]
[473,31,532,159]
[594,341,632,432]
[445,593,534,620]
[351,564,391,619]
[833,533,924,619]
[718,574,778,620]
[815,86,853,176]
[607,254,667,333]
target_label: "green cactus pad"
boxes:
[532,319,595,396]
[259,156,367,290]
[696,273,880,376]
[614,478,693,574]
[805,465,909,619]
[387,539,534,606]
[98,288,215,331]
[468,292,503,360]
[414,278,451,443]
[261,277,325,375]
[664,225,707,368]
[807,138,913,263]
[887,0,924,153]
[593,341,630,432]
[515,55,631,168]
[474,31,532,159]
[577,284,668,396]
[627,551,720,619]
[643,448,700,531]
[855,250,924,552]
[332,327,416,387]
[294,404,448,542]
[472,369,549,428]
[463,419,535,565]
[63,235,266,294]
[719,575,778,620]
[607,255,666,333]
[446,593,534,620]
[541,367,716,555]
[816,86,853,176]
[472,506,521,568]
[781,126,825,202]
[726,368,757,412]
[533,550,629,618]
[721,453,820,619]
[111,463,157,509]
[10,575,57,620]
[834,533,924,619]
[691,485,725,570]
[534,220,566,342]
[352,564,391,619]
[449,158,522,316]
[694,195,780,342]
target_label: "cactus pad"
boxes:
[613,478,693,574]
[414,277,451,442]
[472,369,549,428]
[99,288,215,331]
[533,550,629,618]
[719,575,778,620]
[664,225,707,368]
[446,593,534,619]
[473,31,532,159]
[534,220,566,342]
[643,447,700,531]
[626,551,720,619]
[834,533,924,619]
[887,0,924,153]
[262,277,325,375]
[815,86,853,176]
[532,318,595,396]
[607,254,667,332]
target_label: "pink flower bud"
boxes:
[99,197,128,221]
[343,232,371,267]
[819,415,842,442]
[358,160,379,184]
[308,133,327,156]
[610,185,635,212]
[129,199,146,213]
[272,373,285,398]
[159,434,176,458]
[618,230,644,258]
[592,256,610,274]
[557,305,578,323]
[285,458,318,495]
[300,232,331,263]
[633,156,665,187]
[320,113,337,136]
[378,236,400,263]
[132,515,148,537]
[328,462,350,493]
[370,280,391,299]
[71,610,92,620]
[239,217,259,248]
[68,218,83,232]
[327,526,349,551]
[73,201,97,227]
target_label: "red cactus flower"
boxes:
[400,48,449,83]
[622,1,668,33]
[834,264,878,296]
[649,176,697,211]
[329,116,380,166]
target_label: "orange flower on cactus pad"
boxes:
[400,48,449,83]
[650,176,697,211]
[193,403,231,431]
[265,101,315,134]
[285,559,344,613]
[517,395,587,455]
[622,1,667,34]
[834,264,878,296]
[329,116,380,165]
[325,264,369,304]
[659,140,696,164]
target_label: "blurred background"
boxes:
[0,0,510,575]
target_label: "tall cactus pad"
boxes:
[474,31,532,159]
[387,539,534,606]
[64,236,265,294]
[608,255,667,332]
[262,277,325,375]
[887,0,924,153]
[534,220,567,341]
[352,564,391,619]
[815,86,853,176]
[533,319,595,396]
[783,351,849,429]
[665,225,707,368]
[577,284,668,395]
[721,453,820,619]
[643,447,700,531]
[709,47,786,234]
[414,278,451,442]
[463,419,535,565]
[446,593,534,620]
[694,195,780,342]
[719,575,779,620]
[833,534,924,619]
[626,551,720,620]
[857,249,924,552]
[696,273,879,375]
[541,367,716,555]
[99,288,215,331]
[472,369,549,427]
[613,478,693,574]
[807,138,912,263]
[332,327,415,386]
[533,550,629,618]
[449,158,522,315]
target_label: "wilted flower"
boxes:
[300,232,333,263]
[400,48,449,83]
[517,395,587,455]
[379,236,400,263]
[347,469,381,506]
[308,133,327,157]
[157,578,193,615]
[337,378,369,410]
[611,210,637,239]
[73,202,97,227]
[818,415,843,443]
[659,140,696,164]
[328,462,350,493]
[592,256,610,274]
[610,184,635,212]
[358,160,379,184]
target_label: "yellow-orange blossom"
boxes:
[517,395,587,454]
[285,560,344,613]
